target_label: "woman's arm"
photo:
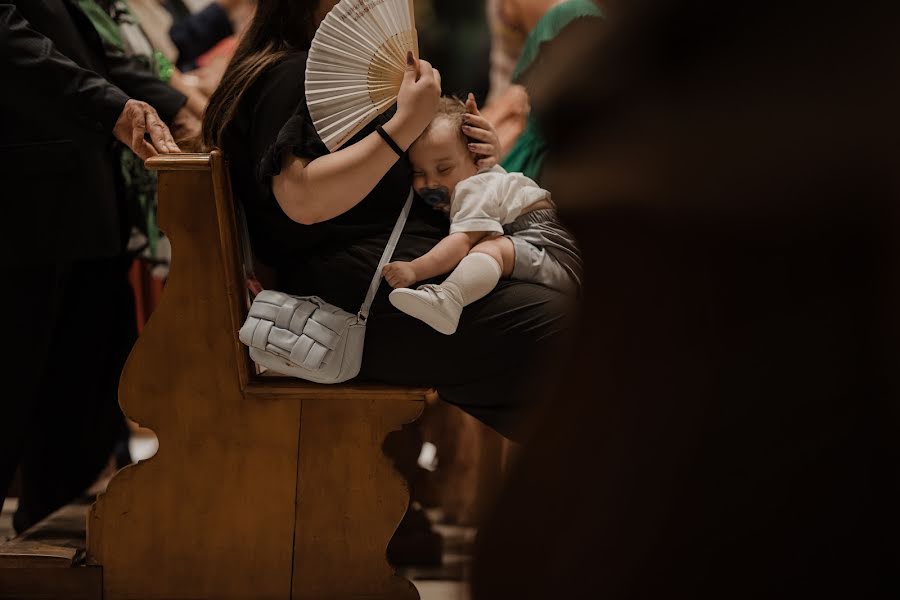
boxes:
[169,69,208,118]
[383,231,487,288]
[272,55,441,225]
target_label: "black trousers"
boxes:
[0,256,134,532]
[360,279,576,441]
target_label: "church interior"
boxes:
[2,0,898,599]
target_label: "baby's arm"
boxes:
[383,231,486,288]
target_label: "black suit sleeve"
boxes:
[102,46,187,123]
[0,2,128,133]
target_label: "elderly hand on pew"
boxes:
[113,99,181,160]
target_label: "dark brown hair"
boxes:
[202,0,320,150]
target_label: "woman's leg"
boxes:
[362,279,575,441]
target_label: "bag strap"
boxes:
[359,187,414,321]
[235,187,415,319]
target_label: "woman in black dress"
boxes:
[202,0,574,440]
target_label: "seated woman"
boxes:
[201,0,575,441]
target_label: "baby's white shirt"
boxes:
[448,166,552,235]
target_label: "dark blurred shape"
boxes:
[472,0,900,598]
[416,0,491,101]
[169,0,232,70]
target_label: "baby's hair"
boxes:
[422,96,470,149]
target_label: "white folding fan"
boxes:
[306,0,419,152]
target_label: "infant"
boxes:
[383,97,581,335]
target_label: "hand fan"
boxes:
[306,0,419,152]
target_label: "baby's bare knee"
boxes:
[470,236,515,276]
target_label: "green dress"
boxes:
[501,0,603,182]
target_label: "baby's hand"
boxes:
[383,262,418,288]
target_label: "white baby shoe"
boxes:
[389,284,463,335]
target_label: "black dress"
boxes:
[222,50,574,440]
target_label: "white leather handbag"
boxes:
[238,188,414,384]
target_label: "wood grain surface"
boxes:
[87,152,426,599]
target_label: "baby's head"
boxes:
[408,97,479,211]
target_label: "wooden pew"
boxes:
[87,151,428,600]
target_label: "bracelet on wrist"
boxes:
[376,125,405,158]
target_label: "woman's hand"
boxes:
[386,52,442,150]
[383,261,418,288]
[463,93,502,170]
[271,53,439,226]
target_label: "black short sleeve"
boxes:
[233,51,328,185]
[221,49,428,272]
[257,95,329,183]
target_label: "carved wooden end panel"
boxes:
[87,152,425,600]
[291,396,423,600]
[87,154,302,599]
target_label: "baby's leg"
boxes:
[470,235,516,278]
[389,235,510,335]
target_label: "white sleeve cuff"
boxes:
[450,219,504,234]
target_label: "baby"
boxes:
[383,97,582,335]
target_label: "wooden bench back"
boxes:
[161,151,255,385]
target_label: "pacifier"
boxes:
[419,187,450,210]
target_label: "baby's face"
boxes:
[408,119,478,210]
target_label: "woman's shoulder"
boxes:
[254,50,311,104]
[240,49,313,142]
[267,50,311,81]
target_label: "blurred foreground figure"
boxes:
[473,1,900,598]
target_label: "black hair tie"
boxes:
[376,125,405,158]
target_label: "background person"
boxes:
[1,0,182,532]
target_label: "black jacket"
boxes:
[0,0,186,265]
